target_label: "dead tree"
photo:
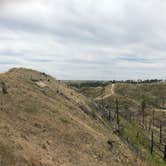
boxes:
[1,81,7,94]
[164,145,166,161]
[148,120,152,133]
[150,131,154,154]
[107,104,111,121]
[108,110,111,121]
[141,99,146,125]
[115,99,120,131]
[152,107,155,126]
[159,121,162,144]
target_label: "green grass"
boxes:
[115,83,166,107]
[119,118,166,166]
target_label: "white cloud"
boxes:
[0,0,166,80]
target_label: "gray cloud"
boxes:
[0,0,166,80]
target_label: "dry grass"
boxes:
[0,68,148,166]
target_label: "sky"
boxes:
[0,0,166,80]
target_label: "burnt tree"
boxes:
[141,99,146,125]
[115,99,120,131]
[106,104,111,121]
[164,145,166,161]
[159,121,162,144]
[150,131,154,154]
[152,107,155,126]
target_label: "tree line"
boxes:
[68,79,165,89]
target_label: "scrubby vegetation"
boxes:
[75,81,166,166]
[66,79,165,89]
[66,80,110,88]
[1,68,165,165]
[0,68,148,166]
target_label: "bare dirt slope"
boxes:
[0,68,148,166]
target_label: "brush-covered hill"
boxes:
[0,68,148,166]
[73,81,166,165]
[77,82,166,112]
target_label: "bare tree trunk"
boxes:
[164,145,166,161]
[116,99,120,131]
[141,99,146,126]
[160,121,162,144]
[150,131,154,154]
[108,110,111,121]
[152,107,155,126]
[142,112,145,125]
[148,120,152,133]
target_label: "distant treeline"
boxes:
[67,79,165,88]
[67,81,109,88]
[110,79,164,84]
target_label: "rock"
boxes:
[1,81,8,94]
[107,139,115,149]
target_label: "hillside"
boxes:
[0,68,148,166]
[78,82,166,117]
[75,82,166,165]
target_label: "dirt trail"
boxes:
[111,84,115,95]
[95,84,115,101]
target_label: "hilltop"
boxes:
[0,68,148,166]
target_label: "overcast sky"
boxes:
[0,0,166,80]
